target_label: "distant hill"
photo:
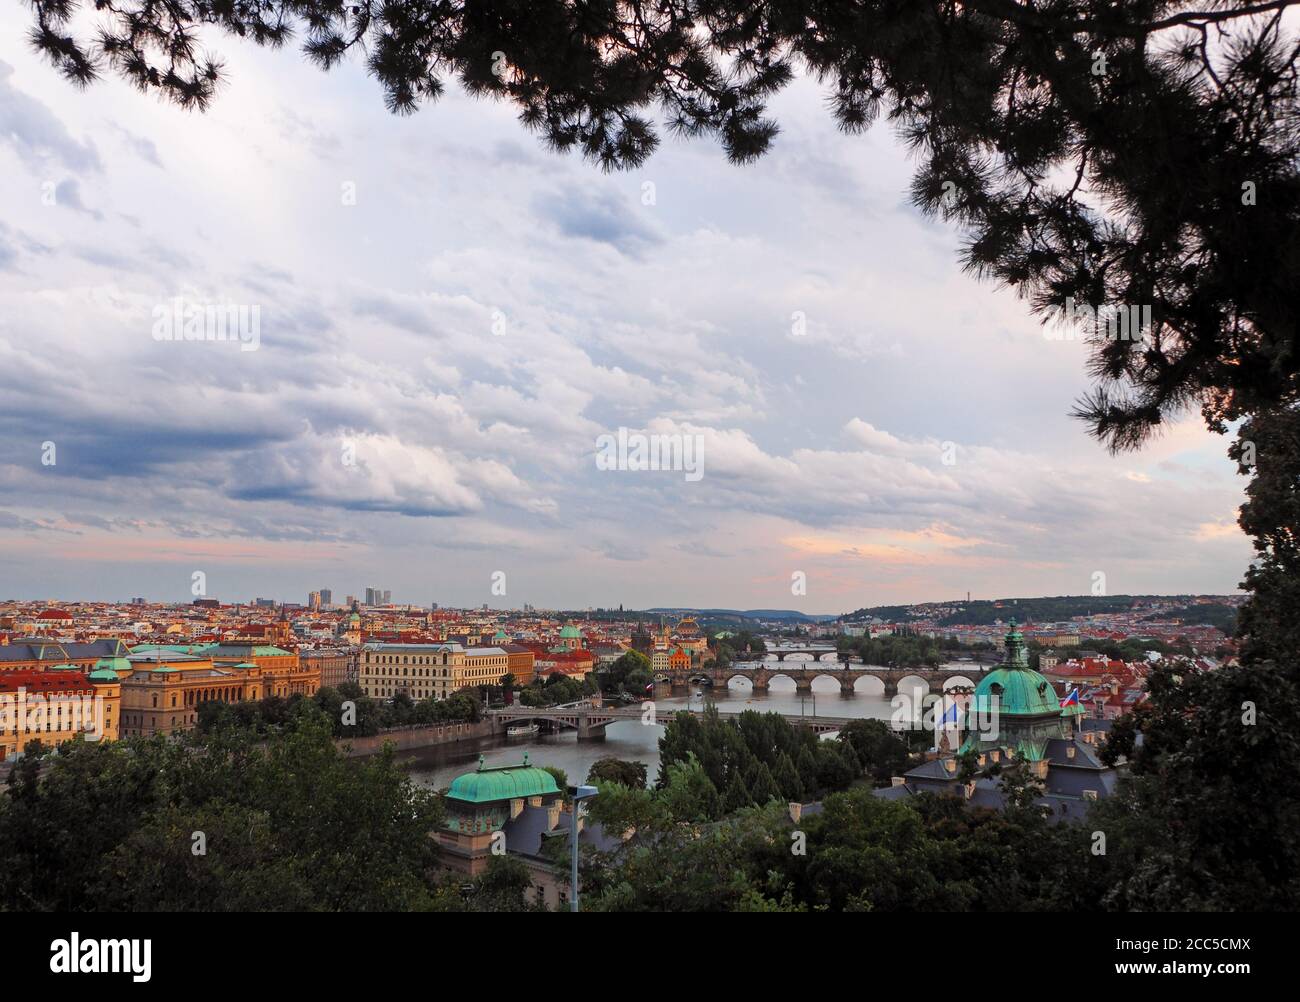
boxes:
[644,608,838,624]
[840,594,1240,628]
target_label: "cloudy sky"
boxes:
[0,11,1252,611]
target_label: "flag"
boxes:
[941,699,960,725]
[1060,687,1079,707]
[644,681,654,691]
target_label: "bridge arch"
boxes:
[851,675,887,696]
[895,673,932,698]
[942,675,977,691]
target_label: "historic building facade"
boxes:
[358,642,511,700]
[0,666,121,761]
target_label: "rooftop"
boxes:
[445,753,561,806]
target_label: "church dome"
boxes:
[969,619,1063,717]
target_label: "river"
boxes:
[398,666,979,790]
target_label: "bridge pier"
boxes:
[839,680,857,696]
[576,720,605,742]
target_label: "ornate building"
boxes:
[876,621,1113,821]
[960,620,1084,761]
[435,753,623,910]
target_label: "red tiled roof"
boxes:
[0,669,92,693]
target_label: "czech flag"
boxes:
[1060,687,1079,708]
[941,699,961,725]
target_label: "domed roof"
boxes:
[559,624,582,639]
[446,754,561,805]
[971,666,1063,716]
[492,629,509,641]
[969,619,1064,717]
[87,668,119,682]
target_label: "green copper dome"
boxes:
[446,754,561,805]
[960,619,1075,761]
[559,625,582,639]
[87,668,119,682]
[968,619,1063,718]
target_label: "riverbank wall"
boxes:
[337,720,493,757]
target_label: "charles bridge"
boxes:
[483,644,991,739]
[649,647,989,698]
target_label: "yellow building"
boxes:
[119,649,264,737]
[112,643,320,738]
[205,643,318,698]
[0,666,120,761]
[359,642,510,700]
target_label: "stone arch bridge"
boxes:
[654,663,984,697]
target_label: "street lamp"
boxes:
[570,784,598,913]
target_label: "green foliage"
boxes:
[1091,659,1300,910]
[598,651,652,694]
[657,706,878,815]
[0,717,447,911]
[1233,406,1300,669]
[587,757,648,790]
[193,686,480,741]
[460,854,545,913]
[710,630,767,666]
[835,630,949,667]
[836,719,911,783]
[660,754,722,823]
[579,787,1092,912]
[518,674,597,707]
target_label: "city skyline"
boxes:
[0,5,1251,609]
